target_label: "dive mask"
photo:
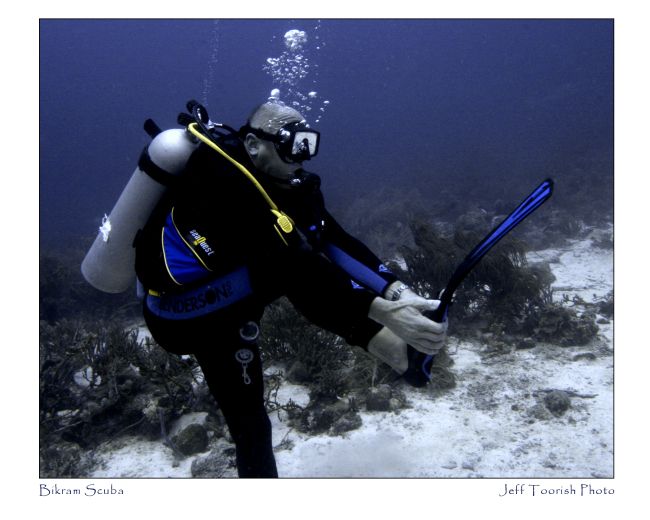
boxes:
[241,121,320,163]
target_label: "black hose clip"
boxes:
[178,99,240,138]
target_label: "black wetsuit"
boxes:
[136,134,396,477]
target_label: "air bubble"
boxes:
[284,29,307,51]
[263,25,331,123]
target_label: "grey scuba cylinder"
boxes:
[81,128,199,293]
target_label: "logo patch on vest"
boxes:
[189,229,215,256]
[157,281,234,314]
[146,266,253,320]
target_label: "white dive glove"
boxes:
[368,282,447,356]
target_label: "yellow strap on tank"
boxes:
[187,123,294,234]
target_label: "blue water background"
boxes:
[39,19,613,249]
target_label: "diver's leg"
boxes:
[283,251,383,346]
[143,301,276,477]
[283,252,410,374]
[194,331,277,478]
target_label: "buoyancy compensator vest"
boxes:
[82,100,301,294]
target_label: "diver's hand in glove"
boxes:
[368,295,447,355]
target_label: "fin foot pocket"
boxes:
[402,346,433,388]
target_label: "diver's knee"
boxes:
[367,327,408,374]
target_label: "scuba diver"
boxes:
[82,100,447,478]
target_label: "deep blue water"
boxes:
[39,19,613,249]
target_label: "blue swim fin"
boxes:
[403,178,554,387]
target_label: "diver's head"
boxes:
[241,102,320,183]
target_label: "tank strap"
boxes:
[138,147,179,187]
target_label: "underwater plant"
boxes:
[399,215,559,338]
[259,297,353,400]
[525,304,599,346]
[39,318,202,476]
[40,249,139,323]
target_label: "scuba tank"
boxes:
[81,120,199,293]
